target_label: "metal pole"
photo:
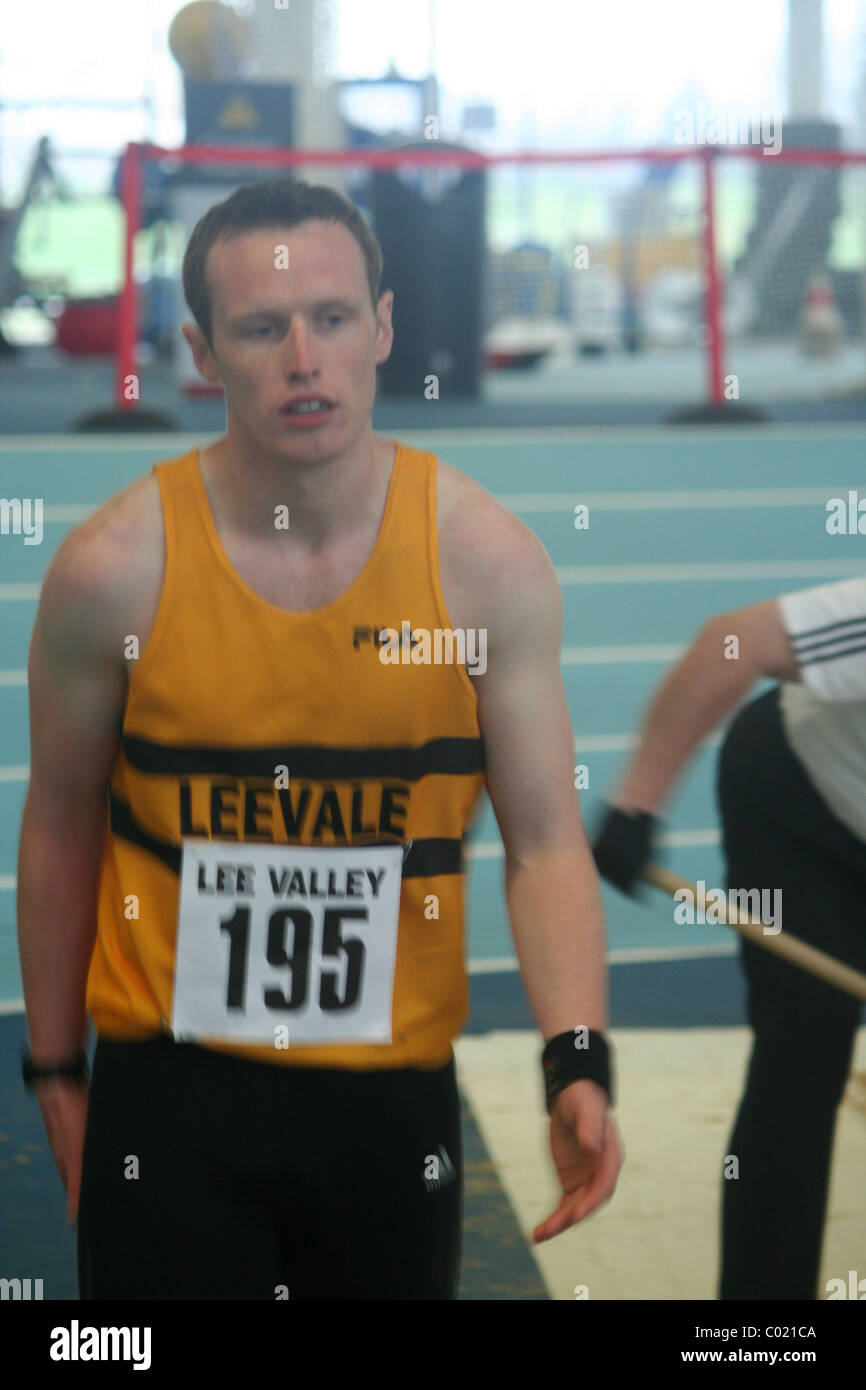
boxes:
[702,147,725,406]
[115,142,141,413]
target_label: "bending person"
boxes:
[593,577,866,1300]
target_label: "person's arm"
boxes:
[17,524,128,1217]
[594,578,866,893]
[473,520,622,1240]
[476,536,607,1038]
[612,599,797,815]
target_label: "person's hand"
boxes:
[592,803,657,896]
[532,1079,623,1243]
[34,1080,89,1226]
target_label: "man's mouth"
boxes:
[280,398,335,416]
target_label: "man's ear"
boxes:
[375,290,394,367]
[182,321,222,385]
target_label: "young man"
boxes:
[18,178,622,1300]
[593,580,866,1300]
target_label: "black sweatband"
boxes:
[21,1046,90,1092]
[541,1029,613,1112]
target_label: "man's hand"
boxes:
[35,1081,89,1226]
[532,1079,623,1243]
[592,803,657,897]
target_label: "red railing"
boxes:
[116,140,866,415]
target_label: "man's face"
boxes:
[183,219,393,460]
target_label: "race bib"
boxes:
[171,840,404,1046]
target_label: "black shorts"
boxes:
[78,1034,462,1300]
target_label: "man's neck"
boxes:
[201,427,394,549]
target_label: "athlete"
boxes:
[593,580,866,1299]
[17,177,622,1300]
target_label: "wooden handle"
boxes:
[641,863,866,1003]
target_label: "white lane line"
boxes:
[465,829,720,862]
[0,434,214,451]
[500,487,841,512]
[0,735,721,779]
[607,942,737,963]
[0,731,723,778]
[0,650,692,682]
[41,504,95,522]
[1,424,865,449]
[0,586,40,601]
[0,833,722,889]
[557,559,865,584]
[0,943,740,1015]
[658,829,721,847]
[22,488,844,526]
[575,732,722,752]
[562,644,683,663]
[468,942,737,974]
[394,424,866,444]
[2,565,861,606]
[0,827,722,881]
[573,733,640,752]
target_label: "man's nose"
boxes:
[284,315,316,375]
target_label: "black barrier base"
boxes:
[665,402,770,424]
[73,407,179,431]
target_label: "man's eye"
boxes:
[323,314,343,326]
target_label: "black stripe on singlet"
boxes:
[108,792,468,880]
[121,734,486,780]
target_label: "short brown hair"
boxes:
[182,176,384,347]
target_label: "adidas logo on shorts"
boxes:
[423,1144,456,1192]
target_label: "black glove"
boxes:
[592,804,657,896]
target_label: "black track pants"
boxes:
[717,686,866,1300]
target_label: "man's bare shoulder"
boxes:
[38,469,164,653]
[436,458,559,619]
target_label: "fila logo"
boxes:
[353,625,421,651]
[423,1144,456,1192]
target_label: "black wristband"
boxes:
[21,1046,89,1093]
[541,1029,613,1113]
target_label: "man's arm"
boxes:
[612,599,797,815]
[470,513,622,1238]
[18,525,128,1061]
[18,518,130,1223]
[474,524,606,1039]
